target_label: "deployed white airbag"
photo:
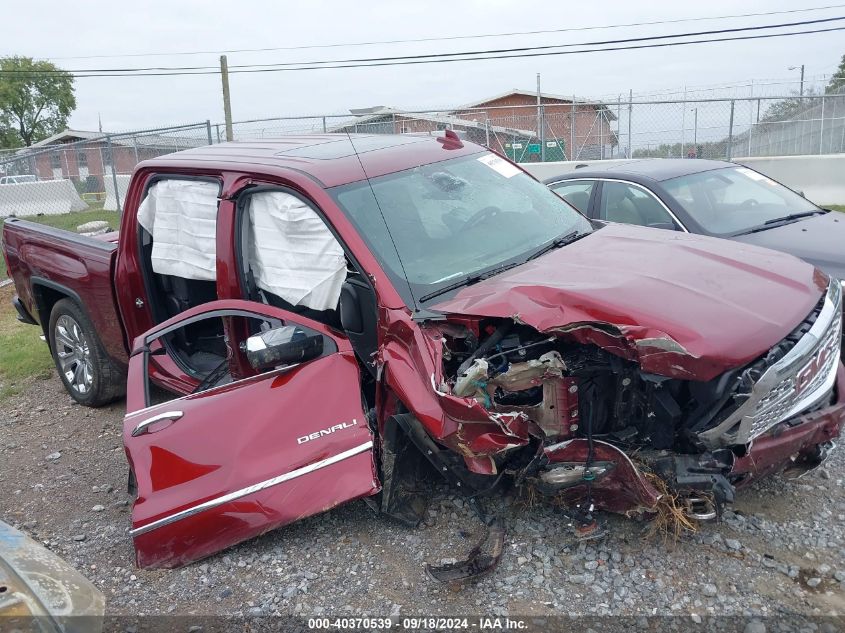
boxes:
[247,191,346,311]
[137,179,219,280]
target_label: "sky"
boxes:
[2,0,844,132]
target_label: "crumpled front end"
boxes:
[407,279,845,522]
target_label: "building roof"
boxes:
[30,129,104,147]
[454,89,617,120]
[26,129,207,153]
[329,107,536,137]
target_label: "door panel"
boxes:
[122,300,378,569]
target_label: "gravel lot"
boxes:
[2,373,845,626]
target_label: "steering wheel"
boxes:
[739,198,759,209]
[460,205,502,232]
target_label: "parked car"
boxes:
[3,135,843,580]
[0,175,37,185]
[544,159,845,282]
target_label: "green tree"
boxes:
[0,56,75,148]
[760,87,818,123]
[827,54,845,94]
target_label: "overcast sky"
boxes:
[4,0,843,132]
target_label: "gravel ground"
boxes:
[2,374,845,624]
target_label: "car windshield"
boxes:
[331,152,592,307]
[661,166,822,235]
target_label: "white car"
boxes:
[0,175,37,185]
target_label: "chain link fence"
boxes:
[0,122,212,219]
[1,91,843,220]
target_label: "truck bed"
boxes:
[2,218,128,368]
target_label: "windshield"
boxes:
[331,152,592,307]
[662,166,821,235]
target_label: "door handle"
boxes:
[132,410,184,437]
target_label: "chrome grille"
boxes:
[749,303,841,438]
[699,279,843,448]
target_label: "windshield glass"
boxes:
[331,152,592,306]
[662,166,821,235]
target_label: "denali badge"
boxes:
[297,419,358,445]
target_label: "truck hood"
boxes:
[731,212,845,281]
[432,224,827,381]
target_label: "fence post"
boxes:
[132,136,139,165]
[726,100,735,160]
[819,95,826,154]
[540,104,546,161]
[485,119,490,148]
[627,89,633,158]
[599,107,604,160]
[206,120,213,145]
[747,103,753,157]
[571,95,576,161]
[322,116,327,133]
[106,134,121,214]
[616,95,621,158]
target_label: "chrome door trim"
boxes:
[547,177,689,233]
[129,440,374,537]
[131,410,184,437]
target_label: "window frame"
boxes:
[135,174,224,325]
[548,179,598,214]
[592,178,688,231]
[232,183,376,322]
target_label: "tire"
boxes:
[48,298,125,407]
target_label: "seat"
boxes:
[563,190,590,213]
[603,186,643,225]
[159,275,217,318]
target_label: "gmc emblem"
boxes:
[794,338,838,394]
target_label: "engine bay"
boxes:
[438,318,726,456]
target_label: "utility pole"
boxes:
[800,64,805,99]
[220,55,233,142]
[789,64,805,100]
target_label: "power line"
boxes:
[226,16,845,70]
[2,16,843,76]
[61,26,845,78]
[31,3,845,60]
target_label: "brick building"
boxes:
[452,89,618,161]
[27,130,206,192]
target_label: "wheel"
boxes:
[48,298,124,407]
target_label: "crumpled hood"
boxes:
[432,224,827,381]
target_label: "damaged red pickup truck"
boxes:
[3,134,844,580]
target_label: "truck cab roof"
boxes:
[138,134,483,188]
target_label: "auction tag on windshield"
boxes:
[477,153,521,178]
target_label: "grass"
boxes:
[0,284,53,399]
[828,205,845,213]
[0,207,119,279]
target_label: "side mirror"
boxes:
[244,325,323,371]
[339,283,364,334]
